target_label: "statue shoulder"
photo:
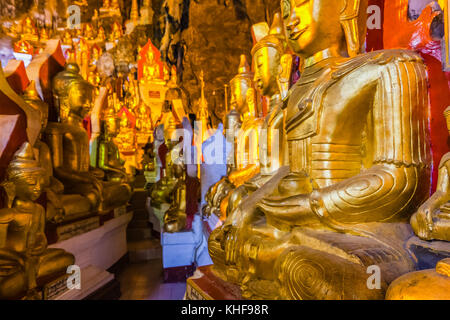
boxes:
[330,49,425,81]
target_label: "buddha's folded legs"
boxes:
[36,248,75,286]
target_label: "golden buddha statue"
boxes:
[115,112,137,155]
[52,63,84,122]
[143,49,161,81]
[110,22,123,42]
[97,27,106,43]
[208,0,431,300]
[83,23,96,41]
[163,164,187,233]
[135,102,153,145]
[62,30,73,46]
[0,143,74,299]
[46,75,131,213]
[150,115,180,209]
[91,45,102,64]
[87,68,101,97]
[98,110,130,184]
[21,16,38,42]
[39,28,49,42]
[23,81,93,223]
[410,106,450,241]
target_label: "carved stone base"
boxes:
[46,215,100,244]
[185,266,242,300]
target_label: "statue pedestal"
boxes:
[406,236,450,270]
[50,212,133,270]
[147,202,170,233]
[48,265,115,300]
[161,215,212,282]
[185,266,241,300]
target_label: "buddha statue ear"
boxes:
[340,0,368,57]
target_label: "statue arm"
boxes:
[259,55,430,229]
[310,57,430,226]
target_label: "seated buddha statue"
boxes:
[163,164,187,233]
[62,30,73,46]
[97,108,130,185]
[150,116,181,209]
[208,0,431,300]
[142,49,161,81]
[109,22,123,42]
[23,81,93,223]
[84,23,96,41]
[0,143,74,299]
[21,16,38,42]
[45,74,131,213]
[410,106,450,241]
[96,27,106,43]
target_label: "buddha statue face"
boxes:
[253,46,281,97]
[68,81,94,118]
[281,0,344,58]
[7,143,45,202]
[230,78,251,115]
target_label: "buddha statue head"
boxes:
[230,55,254,116]
[6,142,45,202]
[53,62,84,121]
[67,79,94,120]
[23,81,49,134]
[252,13,288,97]
[281,0,368,58]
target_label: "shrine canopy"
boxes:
[138,39,164,81]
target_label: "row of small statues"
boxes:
[200,0,449,300]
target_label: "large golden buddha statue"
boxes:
[0,143,74,299]
[46,74,131,213]
[208,0,431,300]
[23,81,93,223]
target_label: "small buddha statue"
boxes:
[62,30,73,46]
[0,143,74,299]
[142,49,161,81]
[115,112,137,155]
[39,28,49,42]
[209,0,431,300]
[91,45,102,64]
[46,75,132,213]
[163,164,187,233]
[109,22,123,42]
[150,116,181,209]
[21,16,38,42]
[411,106,450,241]
[96,27,106,43]
[98,111,130,184]
[83,23,96,41]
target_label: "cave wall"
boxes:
[179,0,281,125]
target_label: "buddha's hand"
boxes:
[411,190,450,241]
[257,193,318,230]
[222,224,240,266]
